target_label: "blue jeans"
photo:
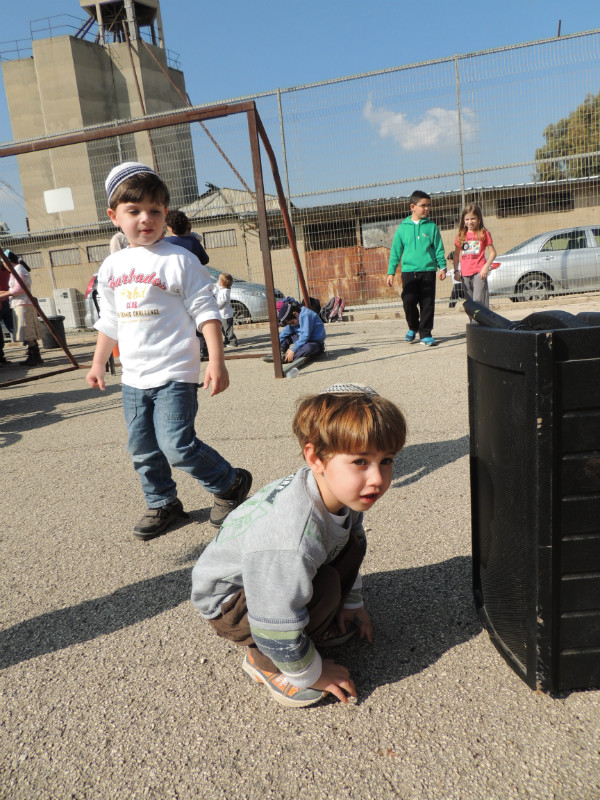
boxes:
[122,381,236,508]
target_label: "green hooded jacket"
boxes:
[387,216,446,275]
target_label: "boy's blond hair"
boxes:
[219,273,234,288]
[109,172,170,211]
[292,390,406,462]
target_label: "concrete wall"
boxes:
[4,189,597,310]
[2,35,196,231]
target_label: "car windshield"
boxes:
[504,235,543,254]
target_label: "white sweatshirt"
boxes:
[94,240,220,389]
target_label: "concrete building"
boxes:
[2,0,196,232]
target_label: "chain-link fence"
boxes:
[1,27,599,327]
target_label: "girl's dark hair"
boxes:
[6,251,30,271]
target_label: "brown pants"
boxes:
[209,533,365,672]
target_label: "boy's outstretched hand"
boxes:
[86,364,107,391]
[203,359,230,396]
[337,606,374,644]
[85,333,117,391]
[312,659,357,704]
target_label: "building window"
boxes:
[19,252,44,269]
[203,229,236,249]
[497,195,536,218]
[268,227,291,250]
[87,244,110,262]
[50,248,82,267]
[431,210,461,230]
[305,220,356,252]
[361,219,403,249]
[538,192,574,213]
[497,192,573,218]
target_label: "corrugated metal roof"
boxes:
[181,186,281,219]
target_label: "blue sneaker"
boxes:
[420,336,437,347]
[405,330,416,343]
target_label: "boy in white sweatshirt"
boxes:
[86,162,251,538]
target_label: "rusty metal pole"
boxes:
[254,114,311,309]
[246,106,283,378]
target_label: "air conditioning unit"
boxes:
[53,288,85,329]
[37,296,57,317]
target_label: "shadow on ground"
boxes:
[393,435,470,487]
[0,553,478,683]
[341,555,481,701]
[0,383,123,447]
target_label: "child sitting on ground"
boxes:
[277,299,326,363]
[86,162,252,538]
[191,383,407,708]
[214,272,238,348]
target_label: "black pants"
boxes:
[401,271,437,338]
[222,317,238,346]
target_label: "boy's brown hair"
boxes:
[292,390,407,462]
[109,172,170,211]
[219,273,234,289]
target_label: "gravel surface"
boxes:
[2,296,600,800]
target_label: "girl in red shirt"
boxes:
[453,204,497,309]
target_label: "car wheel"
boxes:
[516,273,553,302]
[231,301,251,322]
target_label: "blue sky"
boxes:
[0,1,599,230]
[1,0,599,137]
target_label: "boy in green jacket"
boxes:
[386,189,447,346]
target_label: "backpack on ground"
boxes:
[302,296,321,314]
[320,296,345,322]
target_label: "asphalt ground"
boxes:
[2,295,600,800]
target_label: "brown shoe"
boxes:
[210,468,252,527]
[133,498,190,540]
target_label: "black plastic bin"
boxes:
[40,315,66,349]
[466,304,600,694]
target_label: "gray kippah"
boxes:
[105,162,158,202]
[321,383,379,396]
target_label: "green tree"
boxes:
[535,90,600,181]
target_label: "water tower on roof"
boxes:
[2,0,197,232]
[79,0,165,48]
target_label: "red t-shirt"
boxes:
[455,230,493,276]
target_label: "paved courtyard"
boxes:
[2,297,600,800]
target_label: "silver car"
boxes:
[488,225,600,302]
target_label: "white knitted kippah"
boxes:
[105,162,158,202]
[321,383,379,396]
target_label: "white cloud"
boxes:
[363,99,476,151]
